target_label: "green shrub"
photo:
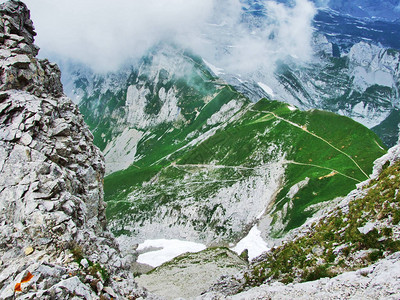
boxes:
[304,265,333,282]
[367,250,383,262]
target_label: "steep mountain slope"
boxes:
[67,44,386,248]
[61,2,400,148]
[206,252,400,299]
[272,41,400,147]
[201,144,400,298]
[1,1,398,299]
[205,1,400,147]
[313,9,400,50]
[317,0,400,22]
[71,44,224,175]
[217,38,400,147]
[0,2,156,299]
[106,97,385,245]
[130,144,400,300]
[246,0,400,23]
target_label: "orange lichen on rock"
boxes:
[14,271,34,292]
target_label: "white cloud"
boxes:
[200,0,316,76]
[21,0,215,71]
[2,0,316,74]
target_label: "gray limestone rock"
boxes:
[0,1,157,299]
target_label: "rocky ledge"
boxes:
[200,251,400,299]
[0,1,157,299]
[199,141,400,299]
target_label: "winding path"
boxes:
[250,109,369,179]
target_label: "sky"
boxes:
[2,0,316,74]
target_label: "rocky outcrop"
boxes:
[0,1,62,97]
[200,252,400,299]
[0,1,157,299]
[136,248,248,300]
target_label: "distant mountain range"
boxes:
[55,0,400,250]
[62,44,386,247]
[244,0,400,22]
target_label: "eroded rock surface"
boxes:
[0,1,158,299]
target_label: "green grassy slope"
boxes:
[276,54,400,147]
[243,158,400,287]
[104,97,386,241]
[75,45,387,243]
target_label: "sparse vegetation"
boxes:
[69,243,110,283]
[242,159,400,288]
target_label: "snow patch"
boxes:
[258,82,274,97]
[203,59,224,76]
[137,239,206,268]
[232,226,270,260]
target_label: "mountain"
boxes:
[61,2,400,149]
[271,40,400,147]
[1,1,400,299]
[64,44,387,249]
[269,0,400,22]
[313,9,400,51]
[209,1,400,147]
[318,0,400,22]
[135,143,400,299]
[56,0,400,293]
[199,143,400,299]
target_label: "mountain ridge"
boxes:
[0,2,158,299]
[69,44,386,248]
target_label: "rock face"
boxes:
[0,1,156,299]
[0,1,62,97]
[136,248,248,300]
[200,252,400,300]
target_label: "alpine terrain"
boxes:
[68,44,386,247]
[1,0,400,299]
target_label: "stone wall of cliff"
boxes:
[0,1,157,299]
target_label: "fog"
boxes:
[2,0,316,74]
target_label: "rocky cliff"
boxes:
[0,1,156,299]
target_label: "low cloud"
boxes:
[11,0,316,74]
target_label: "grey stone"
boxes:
[0,3,153,299]
[51,123,70,136]
[62,200,76,215]
[0,101,11,114]
[4,38,17,48]
[18,43,33,54]
[52,277,96,300]
[0,284,14,300]
[0,49,11,58]
[96,281,103,295]
[40,201,55,212]
[7,33,24,43]
[103,286,118,298]
[20,133,32,146]
[80,258,89,269]
[3,54,31,68]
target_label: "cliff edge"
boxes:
[0,1,156,299]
